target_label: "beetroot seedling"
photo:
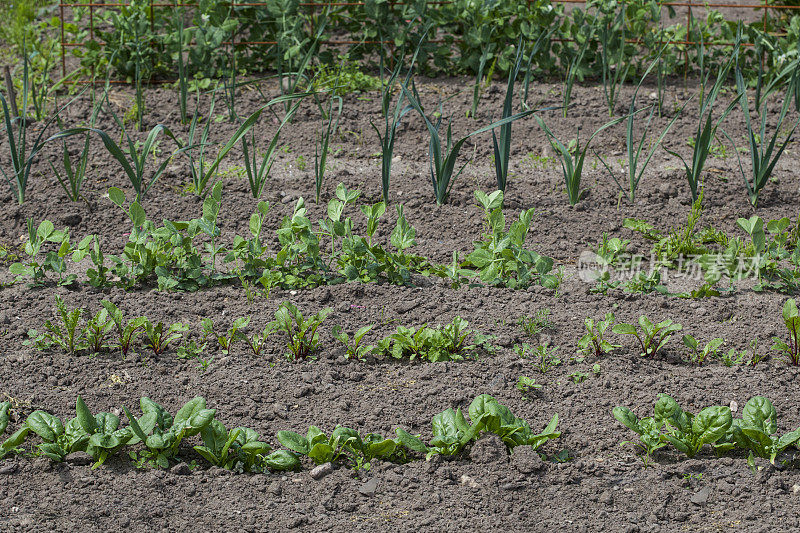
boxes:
[577,312,619,357]
[682,335,724,366]
[772,299,800,365]
[613,315,682,358]
[143,320,189,356]
[270,302,332,361]
[332,324,375,361]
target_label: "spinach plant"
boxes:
[656,395,733,458]
[396,394,560,459]
[730,396,800,464]
[0,403,9,436]
[1,420,29,460]
[25,410,88,462]
[616,395,733,459]
[195,420,299,472]
[612,405,668,466]
[76,396,154,469]
[277,426,407,471]
[124,396,216,468]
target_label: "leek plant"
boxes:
[242,98,305,198]
[277,10,327,121]
[521,23,558,110]
[492,37,527,193]
[50,88,105,203]
[598,9,631,117]
[314,87,342,204]
[596,45,689,204]
[1,59,83,204]
[371,29,426,205]
[725,66,800,208]
[664,34,742,202]
[54,120,184,202]
[174,9,189,125]
[402,81,537,205]
[468,39,496,119]
[182,92,311,199]
[185,90,217,196]
[535,114,628,205]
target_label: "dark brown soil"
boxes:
[1,76,800,532]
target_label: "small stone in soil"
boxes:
[310,462,334,480]
[359,478,378,497]
[690,487,710,505]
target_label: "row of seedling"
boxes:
[25,295,800,370]
[0,393,560,472]
[9,188,557,293]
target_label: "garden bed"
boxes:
[1,77,800,531]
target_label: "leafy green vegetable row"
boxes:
[26,295,800,368]
[26,297,498,363]
[615,395,800,467]
[8,187,556,293]
[0,394,559,472]
[597,198,800,296]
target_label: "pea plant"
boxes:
[462,190,556,289]
[9,219,77,286]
